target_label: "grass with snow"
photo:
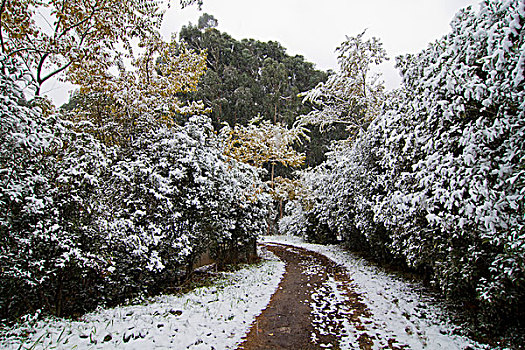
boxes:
[0,247,285,350]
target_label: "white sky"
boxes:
[46,0,479,105]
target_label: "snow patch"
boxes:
[263,235,489,350]
[0,247,285,350]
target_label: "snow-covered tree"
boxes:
[1,0,268,321]
[299,30,388,136]
[373,0,525,321]
[1,54,269,320]
[97,115,270,299]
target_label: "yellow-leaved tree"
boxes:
[0,0,158,94]
[220,119,308,223]
[65,32,208,145]
[221,119,307,180]
[0,0,206,101]
[0,0,208,145]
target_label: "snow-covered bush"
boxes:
[279,199,308,237]
[1,0,268,324]
[1,56,269,322]
[98,115,270,301]
[1,55,110,320]
[287,134,391,255]
[374,0,524,322]
[283,0,524,329]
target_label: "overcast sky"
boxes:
[47,0,479,105]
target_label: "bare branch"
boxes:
[39,60,72,85]
[36,53,50,86]
[0,0,6,53]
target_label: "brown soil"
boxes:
[237,243,370,350]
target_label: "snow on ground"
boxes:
[263,235,491,350]
[0,247,285,350]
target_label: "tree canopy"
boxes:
[178,17,333,167]
[179,17,328,128]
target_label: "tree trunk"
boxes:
[271,162,275,185]
[55,272,63,317]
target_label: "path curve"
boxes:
[237,243,371,350]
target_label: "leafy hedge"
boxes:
[283,0,524,333]
[1,55,269,322]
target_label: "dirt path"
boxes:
[237,243,372,350]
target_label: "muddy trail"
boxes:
[238,243,374,350]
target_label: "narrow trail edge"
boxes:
[237,243,376,350]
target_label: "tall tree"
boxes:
[261,57,288,124]
[299,30,388,137]
[179,15,329,167]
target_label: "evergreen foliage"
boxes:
[178,18,335,168]
[282,0,524,335]
[180,21,326,127]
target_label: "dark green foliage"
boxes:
[179,17,331,169]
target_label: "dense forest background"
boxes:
[176,15,347,171]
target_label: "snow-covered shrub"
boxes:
[1,56,269,321]
[95,114,270,302]
[279,199,307,236]
[377,0,524,323]
[0,56,110,320]
[287,133,392,256]
[283,0,524,329]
